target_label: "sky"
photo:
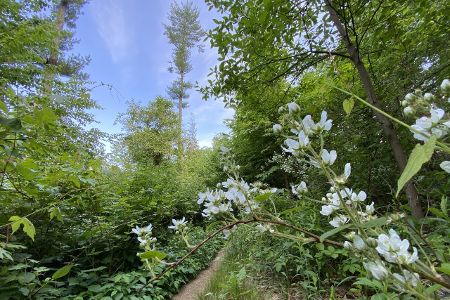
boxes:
[72,0,233,149]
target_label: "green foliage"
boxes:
[396,136,436,197]
[116,97,178,165]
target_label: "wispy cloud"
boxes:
[90,0,131,63]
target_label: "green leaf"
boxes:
[319,224,352,242]
[441,196,448,215]
[21,217,35,241]
[69,176,81,188]
[35,107,57,126]
[396,136,436,197]
[361,217,388,228]
[0,100,7,113]
[9,216,22,233]
[424,284,442,295]
[343,98,355,115]
[428,207,446,218]
[49,207,63,222]
[0,117,21,131]
[9,216,36,241]
[254,193,271,202]
[52,264,73,280]
[354,277,383,290]
[437,263,450,276]
[138,250,167,260]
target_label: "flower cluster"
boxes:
[132,224,156,248]
[405,79,450,174]
[197,178,260,218]
[375,229,418,264]
[320,187,374,227]
[276,105,428,293]
[168,217,187,232]
[411,107,450,142]
[278,108,333,156]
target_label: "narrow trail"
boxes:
[172,251,224,300]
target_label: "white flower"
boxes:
[343,241,352,249]
[376,229,418,264]
[197,191,207,204]
[283,138,300,153]
[292,181,308,195]
[366,202,375,214]
[430,107,445,123]
[329,215,349,227]
[393,270,420,288]
[316,111,333,131]
[353,235,366,250]
[256,224,266,233]
[320,205,336,216]
[273,124,282,133]
[302,115,315,135]
[321,149,337,165]
[363,261,389,280]
[132,224,153,235]
[218,202,232,212]
[168,217,187,231]
[344,163,351,179]
[223,229,231,239]
[137,236,147,246]
[132,226,141,235]
[287,102,300,114]
[298,130,310,147]
[440,161,450,173]
[351,191,367,202]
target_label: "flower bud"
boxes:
[401,100,408,107]
[423,93,434,102]
[287,102,300,114]
[366,237,377,247]
[272,123,282,134]
[403,106,414,116]
[440,79,450,93]
[404,93,415,102]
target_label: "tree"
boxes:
[164,1,204,160]
[117,97,178,166]
[184,114,199,153]
[203,0,449,217]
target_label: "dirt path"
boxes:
[172,251,224,300]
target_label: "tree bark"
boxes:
[178,72,184,161]
[43,0,67,95]
[325,0,424,218]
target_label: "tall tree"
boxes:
[117,97,178,166]
[184,114,199,152]
[164,1,204,160]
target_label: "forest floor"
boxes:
[172,251,225,300]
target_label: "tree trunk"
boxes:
[325,0,424,218]
[43,0,67,95]
[177,72,184,161]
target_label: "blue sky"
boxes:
[73,0,233,148]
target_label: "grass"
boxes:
[197,250,263,300]
[197,226,284,300]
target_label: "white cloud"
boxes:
[90,0,131,63]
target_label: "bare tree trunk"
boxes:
[43,0,67,95]
[177,72,184,161]
[325,0,424,218]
